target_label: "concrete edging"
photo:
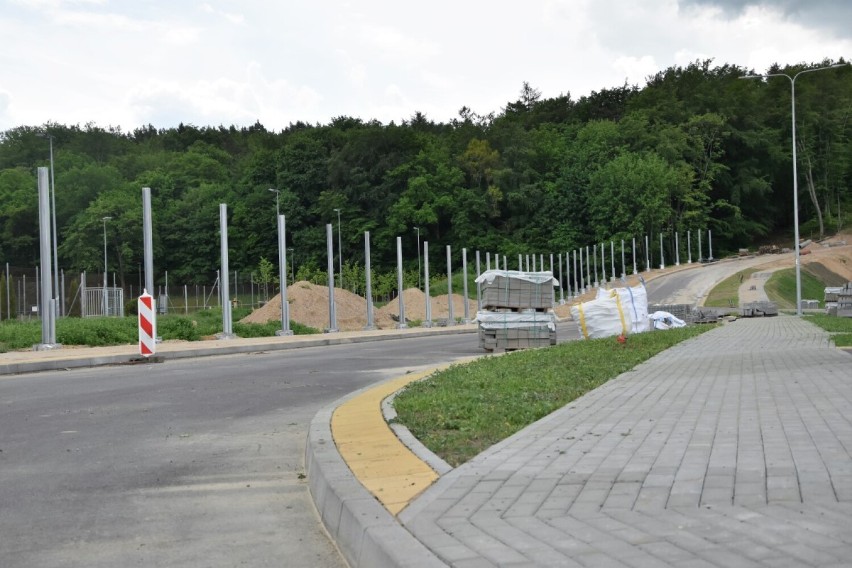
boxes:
[382,389,453,476]
[306,381,449,568]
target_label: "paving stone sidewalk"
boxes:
[399,317,852,567]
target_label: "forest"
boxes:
[0,59,850,291]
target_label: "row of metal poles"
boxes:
[30,167,715,345]
[261,219,715,335]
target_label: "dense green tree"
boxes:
[1,59,849,288]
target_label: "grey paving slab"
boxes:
[399,317,852,567]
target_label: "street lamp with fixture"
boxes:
[333,208,342,289]
[267,188,280,217]
[414,226,421,290]
[102,216,112,316]
[741,62,849,315]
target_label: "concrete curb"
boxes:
[0,326,477,376]
[306,380,449,568]
[383,388,453,476]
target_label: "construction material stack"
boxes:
[475,270,557,351]
[826,283,852,317]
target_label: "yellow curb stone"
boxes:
[331,367,452,516]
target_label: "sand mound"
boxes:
[377,289,478,323]
[240,280,376,331]
[240,281,479,330]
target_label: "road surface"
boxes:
[0,334,486,568]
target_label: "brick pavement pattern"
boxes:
[399,317,852,567]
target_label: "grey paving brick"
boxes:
[397,318,852,567]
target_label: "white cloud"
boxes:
[200,3,245,25]
[613,56,660,87]
[0,0,849,131]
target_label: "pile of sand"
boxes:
[239,281,477,331]
[377,288,478,324]
[240,280,379,331]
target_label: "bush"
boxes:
[157,316,201,341]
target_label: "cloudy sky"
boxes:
[1,0,850,132]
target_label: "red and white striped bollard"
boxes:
[138,290,156,357]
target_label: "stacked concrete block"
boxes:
[837,283,852,317]
[475,270,557,351]
[480,271,554,310]
[825,286,841,315]
[478,311,556,351]
[740,301,778,317]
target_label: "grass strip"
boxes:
[804,314,852,347]
[703,268,758,307]
[393,325,713,467]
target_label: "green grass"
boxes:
[703,268,758,307]
[393,325,713,466]
[0,309,320,353]
[804,313,852,347]
[764,268,829,309]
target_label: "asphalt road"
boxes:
[643,255,785,306]
[0,257,769,568]
[0,333,492,568]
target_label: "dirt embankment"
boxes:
[240,281,477,331]
[762,235,852,283]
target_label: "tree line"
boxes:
[0,59,849,288]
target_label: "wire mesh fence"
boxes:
[0,266,281,321]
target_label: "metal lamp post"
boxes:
[333,208,343,289]
[414,226,421,290]
[268,188,280,217]
[741,62,849,315]
[39,132,60,317]
[102,216,112,316]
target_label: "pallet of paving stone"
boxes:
[825,287,844,303]
[826,302,838,316]
[740,301,778,317]
[476,270,556,310]
[478,327,554,351]
[690,307,723,324]
[838,284,852,317]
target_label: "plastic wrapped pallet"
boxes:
[476,310,556,331]
[476,310,556,350]
[475,270,557,310]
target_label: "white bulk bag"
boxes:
[571,293,629,339]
